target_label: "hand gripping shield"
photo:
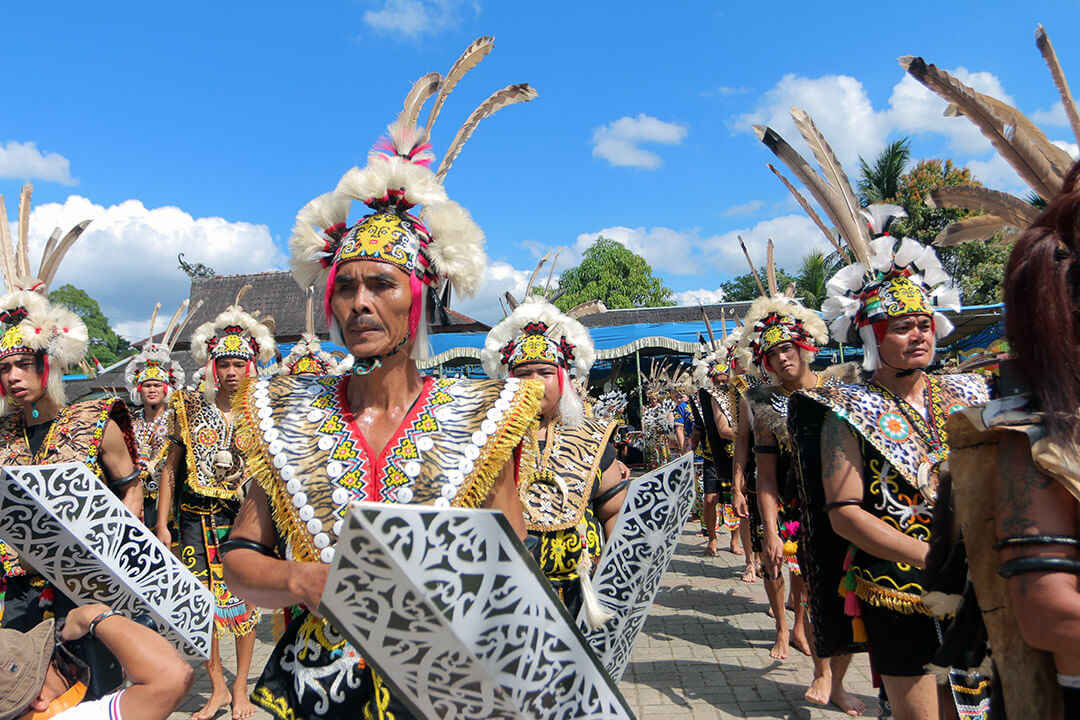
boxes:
[579,452,696,680]
[0,462,214,659]
[318,502,636,720]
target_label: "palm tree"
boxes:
[796,249,848,310]
[857,138,912,205]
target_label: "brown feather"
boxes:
[146,303,161,343]
[17,185,31,280]
[304,287,315,336]
[927,186,1039,229]
[1036,24,1080,148]
[766,239,778,297]
[543,248,559,297]
[422,36,494,140]
[933,215,1011,246]
[977,93,1072,181]
[790,107,865,236]
[737,235,767,297]
[524,253,549,298]
[767,164,845,255]
[900,56,1060,198]
[39,220,90,289]
[160,299,189,347]
[720,308,728,344]
[436,84,537,182]
[699,304,717,351]
[39,228,62,278]
[234,284,253,308]
[565,300,606,319]
[169,299,202,350]
[398,72,442,129]
[755,125,871,266]
[504,291,519,311]
[0,195,16,293]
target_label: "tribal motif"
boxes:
[133,407,171,497]
[169,390,246,500]
[319,503,635,720]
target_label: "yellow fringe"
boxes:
[854,576,932,616]
[170,390,240,501]
[455,379,544,509]
[251,686,302,720]
[233,378,319,563]
[851,617,867,642]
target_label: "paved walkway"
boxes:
[171,523,879,719]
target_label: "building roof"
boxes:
[577,301,753,328]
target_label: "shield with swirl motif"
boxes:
[0,463,213,659]
[318,503,636,720]
[579,452,696,681]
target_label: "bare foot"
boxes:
[740,564,757,583]
[830,687,866,716]
[704,539,718,556]
[805,675,831,705]
[790,630,812,657]
[766,605,775,618]
[231,690,257,720]
[728,541,743,555]
[192,688,231,720]
[769,632,789,660]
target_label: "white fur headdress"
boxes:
[124,299,199,404]
[289,37,537,355]
[0,184,92,415]
[190,285,277,402]
[737,295,829,381]
[279,287,350,376]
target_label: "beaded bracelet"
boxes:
[88,610,123,636]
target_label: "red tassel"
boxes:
[844,588,860,617]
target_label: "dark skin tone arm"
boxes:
[996,431,1080,672]
[709,396,735,442]
[99,418,143,521]
[155,443,181,547]
[594,460,628,539]
[731,397,751,518]
[821,411,928,568]
[752,415,784,578]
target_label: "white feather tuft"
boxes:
[421,200,486,298]
[47,307,88,369]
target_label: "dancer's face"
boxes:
[330,261,414,359]
[877,314,935,371]
[764,341,805,383]
[0,353,45,404]
[214,357,249,396]
[511,362,561,418]
[139,380,167,407]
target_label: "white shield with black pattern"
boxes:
[319,502,636,720]
[0,462,213,659]
[579,452,696,681]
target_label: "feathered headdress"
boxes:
[190,285,277,402]
[481,254,601,426]
[692,306,732,388]
[289,36,537,360]
[280,286,350,376]
[756,108,960,371]
[0,184,91,415]
[901,25,1077,246]
[124,298,200,404]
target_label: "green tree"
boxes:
[48,285,132,367]
[795,250,848,310]
[887,159,1007,305]
[858,138,912,205]
[719,267,798,302]
[553,237,674,311]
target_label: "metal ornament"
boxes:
[319,502,635,720]
[579,452,696,681]
[0,462,214,659]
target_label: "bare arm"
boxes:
[753,416,783,577]
[594,461,627,538]
[482,459,527,540]
[674,421,686,453]
[155,444,181,546]
[821,411,928,568]
[221,482,329,612]
[99,418,142,521]
[731,397,751,518]
[710,396,734,442]
[996,431,1080,670]
[61,603,194,720]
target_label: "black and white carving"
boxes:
[0,463,213,659]
[580,452,695,681]
[319,503,635,720]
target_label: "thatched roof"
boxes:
[577,301,753,328]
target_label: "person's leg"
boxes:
[232,630,258,719]
[738,519,756,582]
[827,654,864,716]
[703,493,719,555]
[764,571,789,659]
[880,673,939,720]
[789,575,811,656]
[193,633,232,720]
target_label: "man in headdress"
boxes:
[691,350,735,557]
[482,293,628,626]
[156,289,274,720]
[0,186,142,632]
[728,326,764,584]
[788,224,988,720]
[124,301,191,527]
[220,38,540,720]
[737,294,862,714]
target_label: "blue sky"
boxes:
[3,1,1079,338]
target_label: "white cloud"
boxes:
[591,114,687,169]
[17,196,286,339]
[361,0,478,39]
[1032,101,1069,127]
[1053,139,1080,158]
[0,141,76,185]
[674,287,727,305]
[702,86,750,97]
[722,200,763,217]
[700,214,829,276]
[452,259,540,324]
[574,226,706,276]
